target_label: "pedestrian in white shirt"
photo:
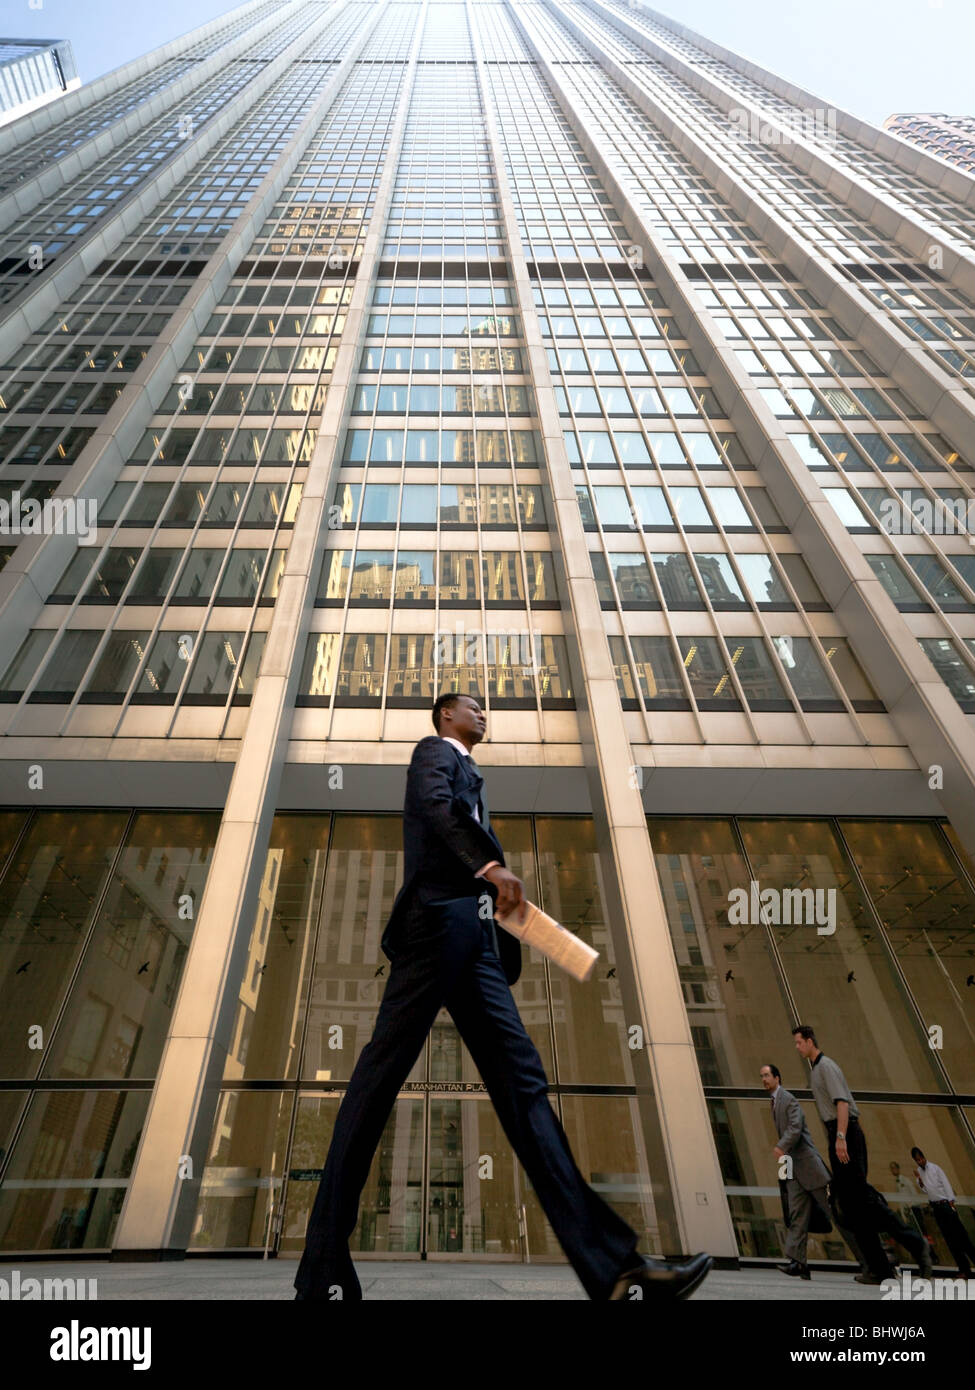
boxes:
[912,1146,975,1277]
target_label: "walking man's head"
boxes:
[432,692,487,749]
[759,1062,780,1093]
[791,1024,819,1061]
[890,1161,902,1177]
[911,1146,926,1168]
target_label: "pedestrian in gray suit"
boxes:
[761,1063,831,1279]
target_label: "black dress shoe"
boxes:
[609,1251,713,1300]
[778,1260,811,1280]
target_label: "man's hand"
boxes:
[773,1146,784,1160]
[484,865,527,922]
[835,1136,849,1165]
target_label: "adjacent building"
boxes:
[0,38,79,129]
[885,113,975,177]
[0,0,974,1274]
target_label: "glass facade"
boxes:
[650,816,975,1260]
[190,813,658,1259]
[0,811,219,1250]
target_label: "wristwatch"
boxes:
[837,1132,846,1140]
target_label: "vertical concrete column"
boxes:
[113,2,428,1256]
[471,1,737,1257]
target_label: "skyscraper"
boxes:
[1,0,973,1276]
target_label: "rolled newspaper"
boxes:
[494,898,600,983]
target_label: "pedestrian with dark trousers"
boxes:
[912,1145,975,1277]
[792,1026,933,1285]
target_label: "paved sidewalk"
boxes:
[0,1259,906,1300]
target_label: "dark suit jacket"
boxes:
[380,735,522,985]
[771,1085,831,1191]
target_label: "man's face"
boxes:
[442,695,486,745]
[914,1153,926,1168]
[890,1162,900,1177]
[759,1065,778,1093]
[794,1033,815,1060]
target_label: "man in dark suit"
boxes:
[761,1063,832,1280]
[295,692,712,1301]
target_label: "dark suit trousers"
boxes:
[825,1119,928,1275]
[930,1201,975,1273]
[294,897,640,1300]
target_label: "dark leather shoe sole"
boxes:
[610,1251,713,1301]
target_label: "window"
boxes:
[173,550,224,602]
[821,637,884,711]
[0,629,55,698]
[628,635,689,708]
[771,636,842,710]
[705,488,752,529]
[607,553,656,605]
[726,637,791,710]
[127,550,182,602]
[677,637,740,709]
[918,638,975,710]
[823,488,874,530]
[865,555,930,609]
[695,553,748,608]
[670,487,712,529]
[81,632,149,702]
[30,630,101,701]
[652,553,703,609]
[904,555,972,610]
[734,553,792,608]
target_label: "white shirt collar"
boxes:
[440,735,471,758]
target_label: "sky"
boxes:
[4,0,973,129]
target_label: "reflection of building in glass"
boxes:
[1,0,975,1274]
